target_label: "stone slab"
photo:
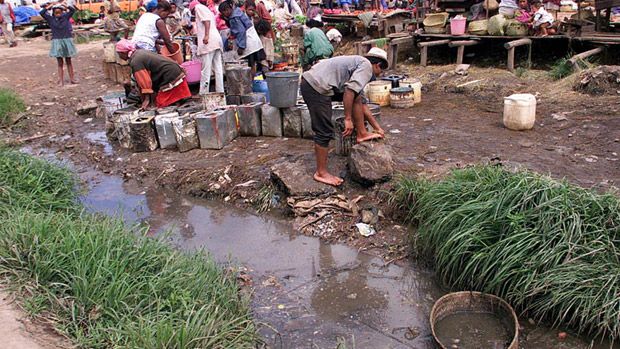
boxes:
[271,160,337,196]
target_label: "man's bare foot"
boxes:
[373,127,385,137]
[57,79,64,86]
[70,80,79,84]
[357,132,382,143]
[314,172,343,187]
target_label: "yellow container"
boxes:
[366,81,392,107]
[400,78,422,104]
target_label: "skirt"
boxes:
[156,80,192,108]
[49,38,77,58]
[103,18,129,33]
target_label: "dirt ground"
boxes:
[1,36,619,347]
[0,290,70,349]
[2,38,619,253]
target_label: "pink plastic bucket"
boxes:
[450,17,467,35]
[181,60,202,84]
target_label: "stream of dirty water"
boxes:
[21,145,618,349]
[81,173,442,348]
[79,172,620,349]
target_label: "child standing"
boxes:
[40,2,78,85]
[531,0,555,36]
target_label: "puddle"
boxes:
[84,131,113,156]
[80,173,620,349]
[435,312,510,349]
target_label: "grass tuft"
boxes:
[391,166,620,340]
[0,147,78,214]
[0,148,258,348]
[253,184,277,213]
[0,88,26,127]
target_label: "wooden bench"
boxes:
[448,40,479,65]
[417,39,450,67]
[504,38,532,72]
[388,36,413,69]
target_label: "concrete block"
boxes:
[176,101,203,116]
[226,95,241,105]
[282,106,302,138]
[299,104,314,139]
[154,112,179,149]
[213,106,238,143]
[237,102,263,137]
[195,110,229,149]
[261,104,282,137]
[241,93,267,104]
[172,114,199,152]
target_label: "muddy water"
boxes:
[79,172,619,349]
[81,174,442,348]
[435,312,510,349]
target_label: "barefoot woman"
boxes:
[300,48,388,187]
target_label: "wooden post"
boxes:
[504,38,532,72]
[456,46,465,65]
[448,40,479,65]
[388,37,412,69]
[418,39,451,67]
[420,46,428,66]
[568,46,604,69]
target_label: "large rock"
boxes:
[348,142,393,185]
[271,160,336,196]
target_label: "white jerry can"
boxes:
[503,93,536,131]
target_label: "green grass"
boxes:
[548,55,598,80]
[0,88,26,127]
[391,166,620,340]
[0,148,78,214]
[0,148,258,348]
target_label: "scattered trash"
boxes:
[346,293,358,300]
[261,276,280,287]
[356,223,376,237]
[558,332,567,340]
[389,129,401,134]
[552,112,570,121]
[83,118,93,123]
[235,180,257,187]
[455,64,470,75]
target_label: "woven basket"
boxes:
[423,12,449,27]
[425,25,447,34]
[468,19,488,35]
